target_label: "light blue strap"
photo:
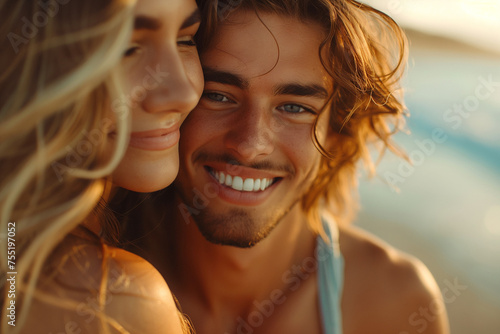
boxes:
[317,217,344,334]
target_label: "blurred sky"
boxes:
[363,0,500,53]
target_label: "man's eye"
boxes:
[204,92,231,102]
[279,104,315,114]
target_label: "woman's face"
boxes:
[111,0,203,192]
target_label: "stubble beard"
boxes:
[180,191,300,248]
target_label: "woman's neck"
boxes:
[80,178,118,239]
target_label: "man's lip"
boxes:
[203,162,285,179]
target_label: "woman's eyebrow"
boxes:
[133,8,200,32]
[134,16,162,31]
[181,8,201,29]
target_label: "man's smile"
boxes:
[205,165,282,192]
[199,162,287,206]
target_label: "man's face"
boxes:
[175,10,332,247]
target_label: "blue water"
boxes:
[355,41,500,304]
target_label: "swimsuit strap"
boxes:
[317,214,344,334]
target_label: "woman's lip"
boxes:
[130,127,178,138]
[128,127,180,151]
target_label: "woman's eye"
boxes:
[123,46,141,58]
[177,36,196,47]
[279,104,315,114]
[203,92,231,103]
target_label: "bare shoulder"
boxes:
[338,224,450,334]
[20,236,184,334]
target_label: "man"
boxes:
[126,0,450,333]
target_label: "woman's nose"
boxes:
[141,47,201,115]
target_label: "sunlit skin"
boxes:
[111,0,203,193]
[159,10,332,333]
[140,9,449,334]
[174,10,333,248]
[105,0,204,332]
[22,1,203,333]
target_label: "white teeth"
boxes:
[243,178,254,191]
[261,178,267,191]
[225,174,232,186]
[212,170,275,192]
[232,176,243,191]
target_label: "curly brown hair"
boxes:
[195,0,408,234]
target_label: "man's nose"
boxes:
[224,105,275,163]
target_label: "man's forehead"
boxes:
[201,10,330,88]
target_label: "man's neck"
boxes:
[156,194,317,318]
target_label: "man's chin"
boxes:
[192,210,280,249]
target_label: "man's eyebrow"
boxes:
[134,16,162,31]
[181,9,201,29]
[274,83,329,99]
[203,67,328,99]
[203,67,249,89]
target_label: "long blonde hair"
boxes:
[0,0,135,331]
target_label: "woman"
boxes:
[0,0,202,333]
